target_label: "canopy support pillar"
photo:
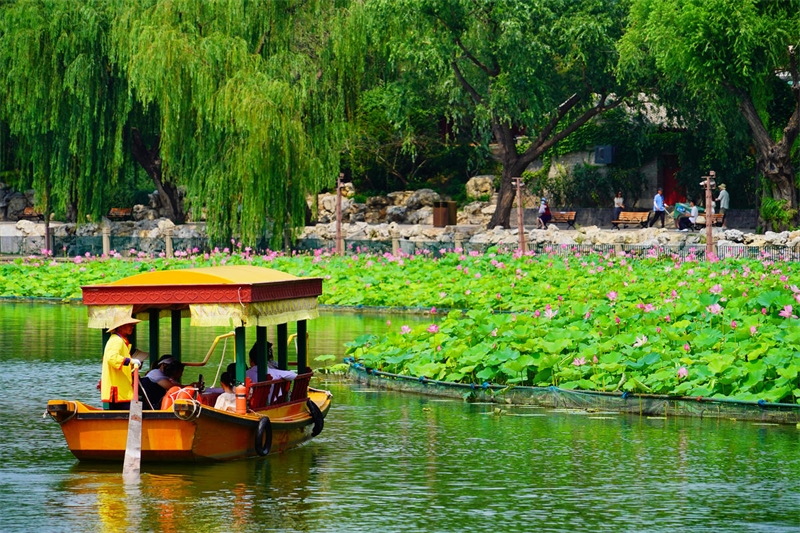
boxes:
[277,323,288,371]
[256,326,268,382]
[297,320,307,372]
[148,309,159,368]
[235,327,246,385]
[171,310,181,361]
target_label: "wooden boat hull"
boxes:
[47,389,331,462]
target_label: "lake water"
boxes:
[1,302,799,533]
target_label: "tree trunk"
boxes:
[130,128,185,223]
[734,80,799,230]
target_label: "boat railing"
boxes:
[248,378,291,411]
[246,371,313,411]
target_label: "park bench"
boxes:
[18,207,44,221]
[692,213,725,231]
[611,211,650,230]
[107,207,133,221]
[548,211,577,229]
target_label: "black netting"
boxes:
[349,365,800,424]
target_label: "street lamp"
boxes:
[512,177,526,253]
[701,171,716,259]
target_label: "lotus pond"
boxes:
[2,245,800,404]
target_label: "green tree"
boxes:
[0,0,128,234]
[368,0,630,228]
[0,0,363,246]
[620,0,800,228]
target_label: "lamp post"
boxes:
[512,177,526,252]
[335,172,344,256]
[702,171,716,259]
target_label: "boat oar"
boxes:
[122,368,143,483]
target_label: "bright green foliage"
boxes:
[0,1,364,245]
[111,0,360,244]
[4,245,800,404]
[0,1,129,221]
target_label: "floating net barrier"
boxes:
[346,361,800,425]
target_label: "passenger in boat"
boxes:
[247,342,297,383]
[101,315,145,410]
[140,355,185,410]
[213,372,237,412]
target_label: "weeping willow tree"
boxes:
[111,0,364,245]
[0,0,364,246]
[0,1,130,228]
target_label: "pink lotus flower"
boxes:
[730,320,737,329]
[633,335,648,348]
[572,357,587,366]
[431,307,437,315]
[706,303,723,315]
[491,328,498,337]
[584,311,591,320]
[386,320,391,326]
[779,305,796,319]
[750,325,757,336]
[544,308,558,320]
[677,367,688,379]
[534,310,541,318]
[664,315,671,322]
[709,284,722,294]
[607,291,617,301]
[427,324,439,334]
[683,343,691,352]
[593,355,599,364]
[656,327,661,334]
[644,304,655,313]
[401,325,412,334]
[762,307,768,315]
[615,316,620,325]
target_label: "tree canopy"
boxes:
[619,0,800,228]
[0,0,363,245]
[366,0,631,227]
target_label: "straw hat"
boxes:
[107,315,141,332]
[718,183,726,189]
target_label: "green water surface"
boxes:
[0,302,799,533]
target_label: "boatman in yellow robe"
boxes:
[101,315,145,410]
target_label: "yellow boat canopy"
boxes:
[82,265,322,329]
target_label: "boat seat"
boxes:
[290,372,313,401]
[161,386,197,410]
[248,378,293,410]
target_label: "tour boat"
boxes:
[46,265,331,462]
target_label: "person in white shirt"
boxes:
[678,199,698,231]
[213,372,237,412]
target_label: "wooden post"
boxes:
[102,226,110,256]
[335,173,344,256]
[512,177,526,252]
[391,230,400,255]
[165,227,174,259]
